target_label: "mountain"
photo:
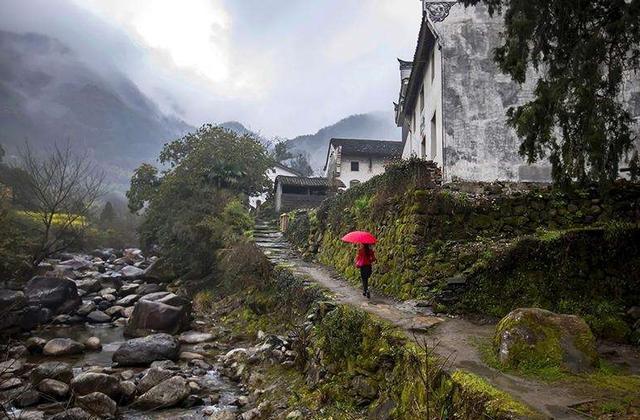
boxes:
[0,31,191,189]
[286,112,401,174]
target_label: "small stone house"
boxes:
[274,176,332,214]
[250,162,301,209]
[323,138,403,190]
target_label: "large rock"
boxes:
[76,392,117,417]
[132,376,190,409]
[120,265,145,280]
[24,276,81,314]
[50,407,92,420]
[37,378,70,399]
[143,258,176,283]
[30,361,74,384]
[43,338,85,356]
[86,310,111,323]
[70,372,121,399]
[136,283,162,296]
[112,333,180,366]
[136,368,174,394]
[59,257,92,271]
[495,308,599,374]
[124,299,189,337]
[74,279,101,294]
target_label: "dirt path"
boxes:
[253,222,629,419]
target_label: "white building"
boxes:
[250,162,301,208]
[395,1,552,183]
[323,138,403,190]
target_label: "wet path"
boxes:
[254,221,604,419]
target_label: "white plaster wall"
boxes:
[250,166,299,208]
[402,42,445,175]
[337,154,388,188]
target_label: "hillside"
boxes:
[286,112,400,173]
[0,30,191,188]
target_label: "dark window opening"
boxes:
[351,161,359,172]
[309,187,328,196]
[282,185,307,194]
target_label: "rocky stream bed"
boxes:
[0,249,299,420]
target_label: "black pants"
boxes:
[360,265,372,293]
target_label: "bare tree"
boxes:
[18,142,104,266]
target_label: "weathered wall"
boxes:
[433,4,549,182]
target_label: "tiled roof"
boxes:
[273,161,303,176]
[275,175,332,188]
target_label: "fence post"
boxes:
[280,213,289,232]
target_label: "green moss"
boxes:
[451,371,535,418]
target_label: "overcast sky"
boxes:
[0,0,422,138]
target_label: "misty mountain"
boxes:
[0,30,191,189]
[286,112,400,173]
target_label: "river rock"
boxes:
[0,289,26,308]
[143,258,175,283]
[74,279,101,294]
[84,336,102,351]
[495,308,599,374]
[120,265,145,279]
[99,275,123,291]
[179,351,204,361]
[38,378,70,399]
[43,338,85,356]
[76,392,117,417]
[30,361,74,384]
[124,299,189,337]
[132,376,190,409]
[112,333,180,366]
[16,411,45,420]
[0,377,22,390]
[50,407,92,420]
[119,380,137,403]
[116,294,139,306]
[139,291,170,302]
[208,410,236,420]
[14,390,41,408]
[119,283,140,296]
[24,276,81,314]
[86,310,111,323]
[70,372,121,399]
[24,337,47,354]
[136,283,162,296]
[136,368,174,394]
[179,331,215,344]
[76,301,96,316]
[156,293,191,308]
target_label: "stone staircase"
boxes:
[253,220,295,264]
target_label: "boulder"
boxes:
[0,358,24,374]
[0,377,22,390]
[179,331,215,344]
[120,265,145,280]
[139,291,170,302]
[0,289,26,308]
[136,368,173,394]
[98,275,123,291]
[119,284,140,296]
[50,407,92,420]
[132,376,190,409]
[14,390,41,408]
[86,310,111,323]
[112,333,180,366]
[495,308,599,374]
[59,257,92,271]
[76,392,117,418]
[30,361,74,384]
[37,378,69,399]
[70,372,121,399]
[24,276,81,314]
[124,299,189,337]
[119,380,136,403]
[43,338,85,356]
[143,258,175,283]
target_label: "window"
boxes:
[350,180,360,188]
[430,113,437,158]
[351,161,359,172]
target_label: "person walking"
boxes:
[355,243,375,299]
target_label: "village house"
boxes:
[323,138,402,190]
[274,175,332,214]
[250,162,301,209]
[396,1,640,183]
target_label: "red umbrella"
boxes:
[341,231,377,244]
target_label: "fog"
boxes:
[0,0,421,138]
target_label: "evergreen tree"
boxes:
[99,201,117,227]
[464,0,640,188]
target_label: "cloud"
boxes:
[0,0,422,138]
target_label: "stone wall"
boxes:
[286,160,640,342]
